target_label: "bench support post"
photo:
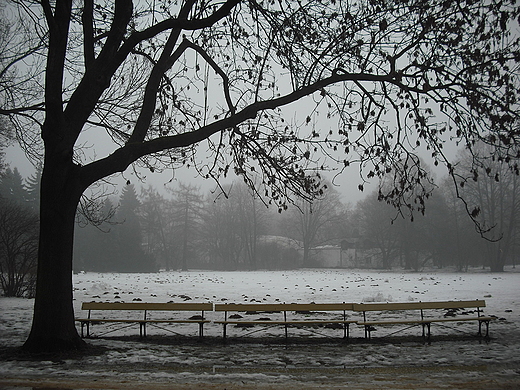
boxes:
[284,311,288,339]
[223,311,228,339]
[342,309,349,339]
[363,311,370,338]
[86,310,92,338]
[478,319,490,338]
[199,310,205,338]
[140,310,148,338]
[422,322,431,340]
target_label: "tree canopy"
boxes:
[2,0,519,211]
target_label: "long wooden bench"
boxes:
[353,300,495,340]
[214,303,356,339]
[76,302,213,338]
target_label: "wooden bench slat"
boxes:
[359,316,496,326]
[214,303,354,312]
[81,302,213,311]
[353,300,486,312]
[215,319,357,325]
[424,316,495,323]
[76,318,143,323]
[143,319,211,323]
[359,320,426,325]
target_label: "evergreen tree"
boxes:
[0,167,27,205]
[0,118,13,174]
[171,183,204,271]
[139,186,174,270]
[25,164,42,212]
[115,184,155,272]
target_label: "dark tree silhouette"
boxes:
[0,199,38,297]
[139,186,175,270]
[285,182,343,267]
[170,182,204,271]
[114,184,155,272]
[0,167,27,204]
[0,0,518,351]
[456,144,520,271]
[202,184,244,270]
[24,164,42,212]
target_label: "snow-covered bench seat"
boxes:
[353,300,495,340]
[214,303,357,339]
[76,302,212,338]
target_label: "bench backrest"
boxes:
[81,302,213,311]
[352,300,486,312]
[214,303,354,312]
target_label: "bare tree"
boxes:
[355,191,400,269]
[139,186,176,270]
[456,144,520,271]
[439,176,483,271]
[1,0,518,351]
[286,182,343,266]
[234,181,267,270]
[0,199,38,297]
[202,185,243,270]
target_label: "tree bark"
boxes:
[23,157,86,352]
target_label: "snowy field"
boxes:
[1,268,520,389]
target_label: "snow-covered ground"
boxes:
[1,268,520,389]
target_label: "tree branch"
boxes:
[183,38,236,114]
[41,0,72,142]
[79,71,397,187]
[81,0,95,71]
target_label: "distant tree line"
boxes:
[1,145,518,293]
[72,145,520,273]
[354,146,520,272]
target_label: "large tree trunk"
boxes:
[23,159,86,352]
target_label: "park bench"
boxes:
[76,302,213,338]
[214,302,357,339]
[353,300,495,340]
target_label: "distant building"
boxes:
[305,238,379,268]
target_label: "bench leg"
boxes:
[479,320,490,338]
[422,323,431,340]
[343,323,350,340]
[222,323,227,339]
[140,322,146,338]
[199,322,204,339]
